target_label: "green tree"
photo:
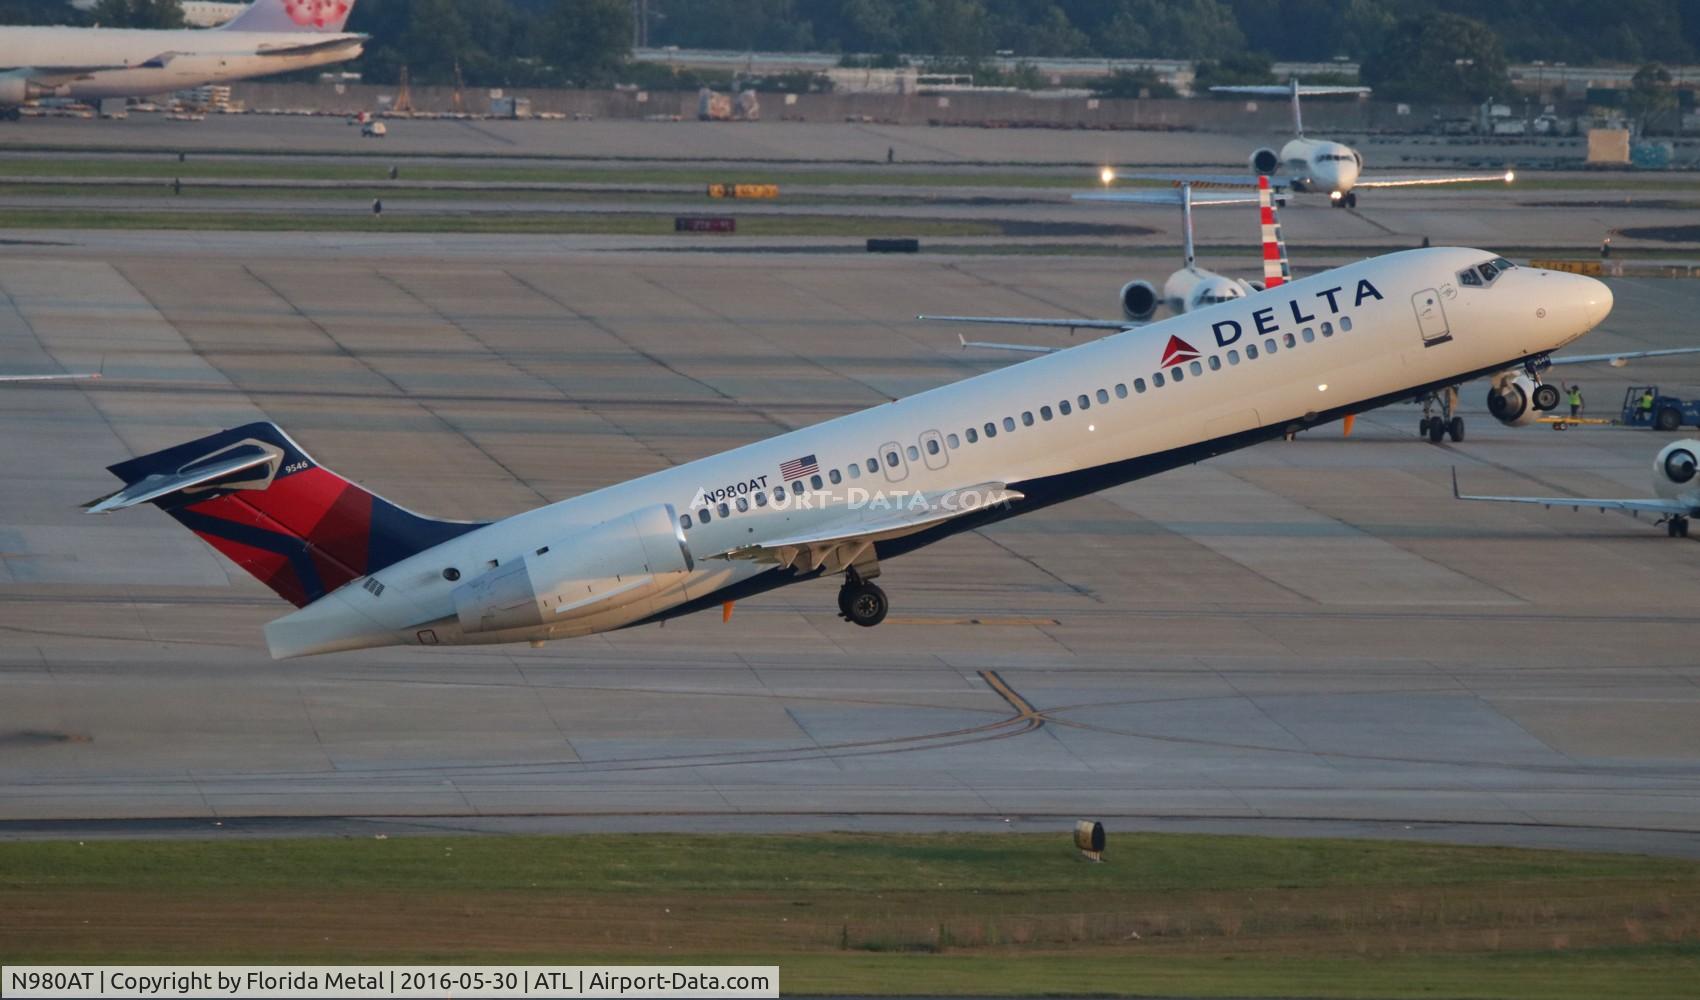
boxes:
[1627,61,1678,134]
[540,0,632,84]
[89,0,184,28]
[1359,12,1509,103]
[1089,67,1177,99]
[0,0,87,25]
[1097,0,1245,60]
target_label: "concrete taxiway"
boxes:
[2,158,1699,853]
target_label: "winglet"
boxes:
[1451,466,1461,499]
[958,333,968,350]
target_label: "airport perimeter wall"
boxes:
[229,82,1465,133]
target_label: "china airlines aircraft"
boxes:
[89,248,1611,658]
[1454,439,1700,537]
[1106,79,1513,208]
[0,0,362,118]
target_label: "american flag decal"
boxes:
[779,454,818,480]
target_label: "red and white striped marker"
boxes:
[1258,175,1290,289]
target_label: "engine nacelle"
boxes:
[1486,375,1541,427]
[1120,279,1158,322]
[1250,147,1280,176]
[0,74,31,106]
[450,502,694,634]
[1656,440,1700,489]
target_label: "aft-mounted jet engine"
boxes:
[1486,374,1562,428]
[1250,147,1280,177]
[1120,280,1158,322]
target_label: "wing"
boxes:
[0,372,99,383]
[1548,346,1700,367]
[1353,170,1516,189]
[1101,172,1294,191]
[955,334,1059,355]
[1209,85,1371,97]
[1451,468,1691,515]
[918,314,1129,332]
[712,482,1023,573]
[1073,190,1261,206]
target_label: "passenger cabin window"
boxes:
[1096,388,1109,404]
[1189,361,1202,375]
[1282,333,1295,348]
[792,480,804,494]
[1246,344,1259,359]
[848,463,861,479]
[774,485,786,501]
[1228,350,1240,364]
[699,508,711,523]
[756,491,768,507]
[984,423,997,438]
[810,474,823,490]
[830,469,842,484]
[1171,367,1184,382]
[717,502,730,518]
[926,438,941,454]
[1327,319,1340,334]
[736,497,749,512]
[1002,417,1015,432]
[886,450,900,466]
[1301,328,1314,342]
[1153,372,1166,386]
[866,458,878,473]
[1208,356,1221,371]
[1264,339,1277,353]
[1040,405,1053,420]
[906,445,919,461]
[681,513,692,529]
[1115,383,1127,398]
[1021,411,1034,426]
[1059,400,1072,415]
[1078,394,1090,410]
[947,432,960,447]
[1134,378,1147,392]
[966,427,979,443]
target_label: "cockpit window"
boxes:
[1464,257,1515,287]
[1459,268,1482,287]
[1478,262,1499,282]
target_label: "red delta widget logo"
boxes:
[1159,335,1200,368]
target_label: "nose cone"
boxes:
[1583,277,1614,329]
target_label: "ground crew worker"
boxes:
[1567,384,1583,418]
[1640,388,1656,421]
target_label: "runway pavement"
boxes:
[2,140,1700,854]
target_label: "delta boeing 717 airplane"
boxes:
[90,247,1612,658]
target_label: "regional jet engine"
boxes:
[1250,147,1280,176]
[1120,280,1158,322]
[451,503,694,634]
[1486,374,1559,428]
[1657,440,1700,489]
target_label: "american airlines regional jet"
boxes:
[0,0,362,118]
[90,248,1612,658]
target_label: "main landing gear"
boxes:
[1418,385,1465,443]
[837,567,888,627]
[1331,191,1357,209]
[1667,516,1691,538]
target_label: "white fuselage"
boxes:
[0,26,362,100]
[1162,266,1256,315]
[267,248,1612,657]
[1279,136,1362,196]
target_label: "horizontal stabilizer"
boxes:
[85,445,276,514]
[957,333,1060,354]
[1209,84,1371,97]
[1074,190,1260,206]
[0,372,100,383]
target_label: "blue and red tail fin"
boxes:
[100,422,482,608]
[220,0,357,33]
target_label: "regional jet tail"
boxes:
[0,0,363,113]
[92,248,1612,657]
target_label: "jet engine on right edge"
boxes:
[1120,280,1158,322]
[1486,374,1562,427]
[1250,147,1280,176]
[1656,440,1700,489]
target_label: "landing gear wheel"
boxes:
[1419,416,1433,437]
[1669,517,1689,538]
[1448,416,1465,442]
[1,108,18,122]
[1532,384,1562,411]
[1657,407,1682,431]
[1428,418,1447,443]
[839,580,888,627]
[1345,192,1357,208]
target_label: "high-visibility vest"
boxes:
[1568,389,1582,405]
[1642,393,1656,409]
